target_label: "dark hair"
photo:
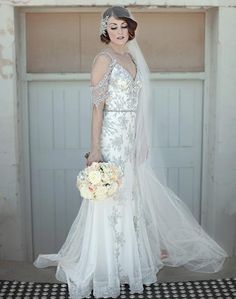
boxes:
[100,6,137,44]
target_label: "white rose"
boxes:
[80,185,93,200]
[94,186,107,200]
[102,173,111,184]
[90,162,99,170]
[88,170,102,185]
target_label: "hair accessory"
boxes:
[100,15,109,35]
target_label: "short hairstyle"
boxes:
[100,6,137,44]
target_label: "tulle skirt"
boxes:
[34,160,228,299]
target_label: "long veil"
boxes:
[127,11,227,273]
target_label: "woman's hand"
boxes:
[86,149,102,166]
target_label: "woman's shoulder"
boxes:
[92,48,115,66]
[91,49,115,87]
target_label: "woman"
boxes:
[34,6,228,299]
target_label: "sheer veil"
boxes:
[126,11,165,171]
[126,8,227,273]
[127,38,152,168]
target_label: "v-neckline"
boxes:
[103,49,138,82]
[114,60,138,82]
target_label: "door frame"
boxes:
[17,6,209,261]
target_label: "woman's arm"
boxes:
[87,105,103,166]
[86,54,111,166]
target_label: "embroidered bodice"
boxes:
[91,49,142,111]
[89,49,142,169]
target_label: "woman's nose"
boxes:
[117,26,122,34]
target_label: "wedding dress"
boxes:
[34,48,228,299]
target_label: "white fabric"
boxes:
[127,38,152,167]
[34,10,228,299]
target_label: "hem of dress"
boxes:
[55,266,158,299]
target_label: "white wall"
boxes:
[9,0,236,7]
[203,7,236,255]
[0,4,25,260]
[0,0,235,260]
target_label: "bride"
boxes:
[34,5,228,299]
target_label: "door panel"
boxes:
[29,79,203,256]
[150,80,203,218]
[29,81,91,257]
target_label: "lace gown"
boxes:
[34,49,228,299]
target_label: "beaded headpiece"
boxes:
[99,6,137,36]
[99,15,110,36]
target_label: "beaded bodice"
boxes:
[91,49,142,111]
[90,49,142,169]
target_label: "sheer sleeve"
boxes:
[90,51,115,108]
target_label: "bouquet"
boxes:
[76,162,123,200]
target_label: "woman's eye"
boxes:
[110,25,128,30]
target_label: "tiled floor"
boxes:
[0,257,235,284]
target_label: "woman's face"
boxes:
[106,16,129,46]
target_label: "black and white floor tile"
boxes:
[0,277,236,298]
